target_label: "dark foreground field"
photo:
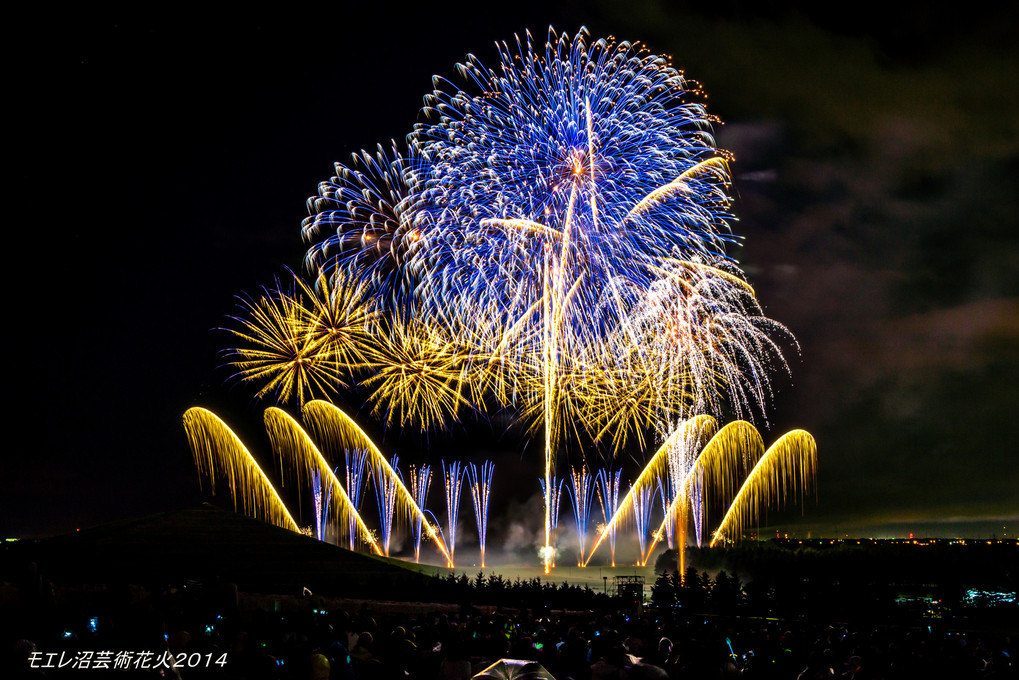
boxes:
[2,505,1017,678]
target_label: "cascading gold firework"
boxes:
[585,415,715,565]
[224,271,374,407]
[263,406,382,554]
[360,315,477,430]
[584,418,816,569]
[184,401,456,563]
[710,430,817,547]
[301,400,451,564]
[183,407,300,532]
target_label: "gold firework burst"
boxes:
[226,276,351,406]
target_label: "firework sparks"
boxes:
[565,466,598,566]
[407,464,432,563]
[311,467,335,541]
[361,315,475,430]
[466,461,495,567]
[302,142,429,299]
[538,475,565,568]
[631,483,656,566]
[184,408,300,532]
[344,449,370,551]
[441,460,465,568]
[595,468,623,567]
[223,271,374,407]
[373,455,400,556]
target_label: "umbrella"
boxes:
[473,659,556,680]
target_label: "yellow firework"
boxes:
[184,401,454,563]
[183,407,300,532]
[225,272,374,407]
[584,417,815,568]
[361,316,477,430]
[585,416,715,565]
[710,429,817,547]
[302,400,451,564]
[226,286,341,406]
[296,270,376,369]
[263,407,382,554]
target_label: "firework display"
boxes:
[373,455,400,556]
[184,405,813,568]
[566,466,598,566]
[189,27,816,570]
[311,467,333,541]
[631,484,656,567]
[441,461,465,568]
[407,464,432,563]
[467,461,495,567]
[344,449,370,551]
[596,468,623,567]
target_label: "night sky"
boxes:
[8,3,1018,546]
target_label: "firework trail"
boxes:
[262,407,382,553]
[183,408,299,532]
[596,468,622,567]
[345,449,370,551]
[441,460,465,567]
[689,465,705,547]
[407,464,432,563]
[710,430,817,546]
[565,466,597,566]
[538,475,565,567]
[311,467,335,541]
[656,474,676,550]
[631,483,656,566]
[372,455,400,556]
[466,461,495,567]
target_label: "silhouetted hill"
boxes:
[2,503,440,597]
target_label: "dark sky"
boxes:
[7,2,1018,546]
